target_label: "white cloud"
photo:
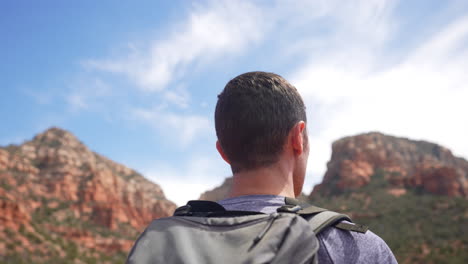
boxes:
[67,94,89,110]
[65,78,111,111]
[132,106,213,147]
[143,155,231,206]
[291,13,468,192]
[85,1,267,92]
[163,86,190,109]
[22,88,54,105]
[267,0,397,64]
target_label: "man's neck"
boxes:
[228,162,296,198]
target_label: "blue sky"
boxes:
[2,0,468,205]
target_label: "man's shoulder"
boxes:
[318,224,398,264]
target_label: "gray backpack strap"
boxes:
[281,198,368,234]
[308,211,368,234]
[307,211,351,234]
[335,221,369,233]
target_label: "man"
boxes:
[127,71,398,264]
[214,71,397,263]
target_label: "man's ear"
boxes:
[291,121,306,155]
[216,141,231,164]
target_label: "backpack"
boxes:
[126,197,368,264]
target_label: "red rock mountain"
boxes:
[311,132,468,198]
[0,127,176,263]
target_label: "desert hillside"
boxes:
[0,127,176,263]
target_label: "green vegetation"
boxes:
[310,170,468,264]
[30,159,43,169]
[121,171,141,180]
[4,228,16,237]
[13,198,131,263]
[45,139,61,148]
[0,179,12,191]
[24,231,42,244]
[3,144,20,154]
[9,170,28,186]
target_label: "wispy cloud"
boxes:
[162,85,190,109]
[22,88,54,105]
[65,78,111,112]
[131,106,213,147]
[84,1,267,92]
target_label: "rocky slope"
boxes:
[0,127,176,263]
[199,177,232,201]
[311,132,468,198]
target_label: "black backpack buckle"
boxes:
[174,205,192,216]
[173,200,227,216]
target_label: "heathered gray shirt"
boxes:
[218,195,398,264]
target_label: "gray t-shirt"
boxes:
[218,195,398,264]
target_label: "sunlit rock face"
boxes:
[311,132,468,198]
[0,127,176,262]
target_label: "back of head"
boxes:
[215,71,307,173]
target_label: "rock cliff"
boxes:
[0,127,176,263]
[311,132,468,197]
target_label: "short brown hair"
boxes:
[215,71,307,173]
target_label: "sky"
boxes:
[1,0,468,206]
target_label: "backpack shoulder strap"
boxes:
[302,209,368,234]
[306,211,350,234]
[281,197,368,234]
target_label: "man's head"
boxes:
[215,71,308,176]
